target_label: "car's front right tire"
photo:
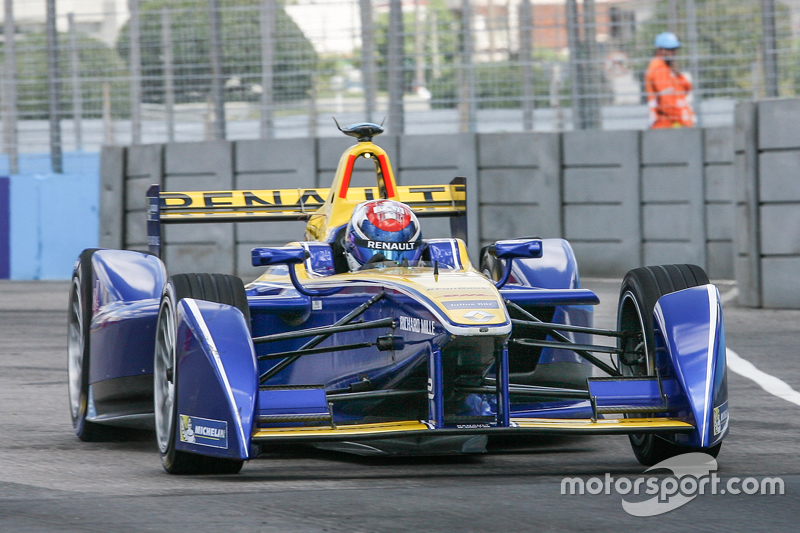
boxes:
[154,273,248,475]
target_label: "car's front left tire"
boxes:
[617,264,722,465]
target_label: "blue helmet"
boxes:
[344,199,423,269]
[655,32,681,49]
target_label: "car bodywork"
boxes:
[74,123,728,466]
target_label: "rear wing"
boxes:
[147,177,466,257]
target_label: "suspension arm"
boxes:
[259,291,386,384]
[505,299,621,377]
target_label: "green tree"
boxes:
[373,0,459,94]
[2,32,130,120]
[116,0,317,104]
[428,55,568,110]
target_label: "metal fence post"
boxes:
[68,13,83,152]
[667,0,679,34]
[430,10,441,80]
[161,7,175,142]
[359,0,377,123]
[46,0,62,173]
[259,0,275,139]
[128,0,142,145]
[565,0,584,130]
[582,0,601,129]
[388,0,405,134]
[760,0,778,98]
[520,0,534,131]
[459,0,476,133]
[308,74,318,138]
[103,82,114,145]
[685,0,702,126]
[550,62,564,131]
[3,0,18,174]
[208,0,226,140]
[414,0,426,92]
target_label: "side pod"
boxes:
[174,299,258,461]
[654,285,728,449]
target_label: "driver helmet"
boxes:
[344,199,423,270]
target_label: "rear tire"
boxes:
[617,264,721,466]
[154,273,249,475]
[68,249,118,441]
[479,247,503,282]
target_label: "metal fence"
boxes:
[0,0,796,172]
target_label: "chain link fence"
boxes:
[0,0,797,172]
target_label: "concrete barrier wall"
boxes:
[735,100,800,308]
[1,152,101,280]
[103,127,736,282]
[703,127,736,280]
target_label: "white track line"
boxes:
[727,348,800,407]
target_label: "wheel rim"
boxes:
[154,296,176,454]
[619,289,653,449]
[67,277,84,421]
[618,290,652,376]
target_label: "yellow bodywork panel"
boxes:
[510,418,694,431]
[253,420,430,439]
[252,418,694,440]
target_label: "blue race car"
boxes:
[68,123,728,474]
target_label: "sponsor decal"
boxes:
[456,424,492,429]
[353,238,420,251]
[399,315,436,335]
[435,293,495,298]
[463,310,494,323]
[713,401,729,435]
[179,415,228,449]
[312,300,322,310]
[161,190,325,211]
[441,300,499,310]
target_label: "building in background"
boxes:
[0,0,125,46]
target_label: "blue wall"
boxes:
[0,153,100,280]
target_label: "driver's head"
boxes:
[344,199,423,270]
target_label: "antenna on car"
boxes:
[331,117,385,143]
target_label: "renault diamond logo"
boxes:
[464,310,493,322]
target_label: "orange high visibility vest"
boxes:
[645,57,695,128]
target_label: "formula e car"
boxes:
[68,122,728,474]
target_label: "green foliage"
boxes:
[1,32,130,120]
[429,61,566,110]
[116,0,317,104]
[374,0,459,93]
